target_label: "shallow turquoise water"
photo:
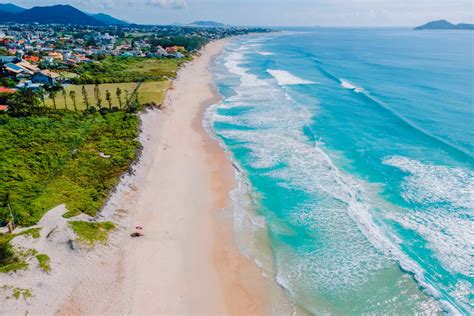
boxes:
[207,29,473,314]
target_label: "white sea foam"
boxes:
[257,51,274,56]
[340,79,364,93]
[267,69,316,85]
[383,156,474,277]
[383,156,474,209]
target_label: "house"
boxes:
[47,52,63,60]
[0,55,18,64]
[16,80,43,90]
[5,62,34,76]
[156,46,168,57]
[0,63,24,78]
[16,61,39,73]
[0,87,16,94]
[32,70,60,86]
[165,46,178,54]
[24,55,40,63]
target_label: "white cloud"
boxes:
[145,0,187,10]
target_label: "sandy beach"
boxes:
[54,39,270,314]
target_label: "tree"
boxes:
[94,84,102,108]
[7,89,41,116]
[49,91,57,110]
[116,87,122,109]
[69,90,77,112]
[81,85,90,110]
[62,89,68,111]
[105,90,112,109]
[124,90,130,108]
[135,91,140,106]
[38,89,46,107]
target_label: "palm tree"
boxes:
[124,90,130,108]
[69,90,77,112]
[38,88,46,107]
[49,91,57,110]
[135,92,140,106]
[105,90,112,109]
[116,87,122,109]
[81,85,90,110]
[94,84,102,108]
[62,89,68,111]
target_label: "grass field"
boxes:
[73,56,187,84]
[45,81,171,110]
[0,112,141,226]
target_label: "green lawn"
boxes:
[45,81,170,110]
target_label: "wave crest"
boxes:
[267,69,316,85]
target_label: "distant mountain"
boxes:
[0,4,127,25]
[415,20,474,30]
[90,13,128,25]
[188,21,228,28]
[0,3,25,13]
[14,5,103,25]
[0,10,14,22]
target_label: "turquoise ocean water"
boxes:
[205,29,473,314]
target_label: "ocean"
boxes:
[205,28,473,314]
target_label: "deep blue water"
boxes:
[207,28,473,314]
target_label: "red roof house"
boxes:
[0,87,16,94]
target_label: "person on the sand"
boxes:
[135,226,143,237]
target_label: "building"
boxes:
[165,46,178,54]
[32,70,60,86]
[16,61,39,73]
[0,87,16,94]
[0,63,24,78]
[0,55,18,64]
[16,80,43,90]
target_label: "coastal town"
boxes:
[0,23,268,109]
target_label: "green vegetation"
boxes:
[45,81,171,110]
[1,285,33,300]
[0,235,28,274]
[69,221,115,246]
[151,35,209,52]
[12,287,32,300]
[35,254,51,273]
[1,112,141,226]
[72,56,187,84]
[16,228,41,239]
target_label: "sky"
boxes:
[9,0,474,26]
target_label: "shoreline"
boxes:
[58,38,270,314]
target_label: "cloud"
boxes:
[145,0,187,10]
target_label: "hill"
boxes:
[415,20,474,30]
[0,3,25,13]
[188,20,228,28]
[0,10,14,22]
[14,5,103,25]
[90,13,128,25]
[0,4,127,25]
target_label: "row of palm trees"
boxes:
[40,83,139,112]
